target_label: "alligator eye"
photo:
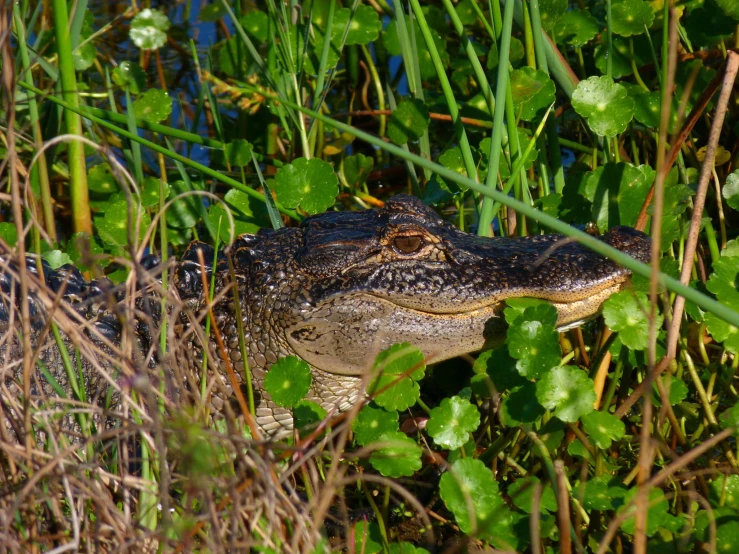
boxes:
[393,235,424,254]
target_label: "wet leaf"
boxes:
[87,163,117,194]
[132,88,172,124]
[388,98,430,145]
[572,76,635,137]
[95,199,151,248]
[581,411,625,449]
[603,291,662,351]
[611,0,655,36]
[553,10,600,46]
[506,306,561,379]
[112,61,146,94]
[352,404,399,446]
[538,0,568,31]
[272,157,338,214]
[426,396,480,450]
[370,343,426,411]
[130,8,170,50]
[264,356,312,408]
[724,170,739,211]
[536,366,596,423]
[439,458,513,542]
[368,432,422,477]
[510,67,555,121]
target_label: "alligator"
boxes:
[0,195,650,439]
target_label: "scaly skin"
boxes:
[0,195,650,438]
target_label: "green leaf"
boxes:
[95,200,151,248]
[0,223,18,246]
[387,543,430,554]
[455,0,479,25]
[509,67,556,121]
[383,17,449,80]
[224,140,253,168]
[603,291,662,351]
[132,89,173,124]
[536,366,596,423]
[508,476,558,513]
[439,458,513,542]
[584,162,655,233]
[87,163,118,194]
[501,382,546,426]
[130,8,170,50]
[652,375,689,407]
[239,10,269,42]
[724,170,739,211]
[506,306,562,379]
[293,400,327,431]
[66,232,107,271]
[112,61,146,94]
[581,411,625,449]
[715,0,739,20]
[343,154,374,188]
[388,98,430,145]
[473,347,527,392]
[368,432,422,477]
[619,487,671,535]
[611,0,655,36]
[504,299,559,327]
[710,474,739,509]
[41,250,72,270]
[166,180,200,229]
[581,475,628,511]
[370,343,426,411]
[353,521,383,554]
[426,396,480,450]
[263,356,312,408]
[720,402,739,432]
[572,76,635,137]
[706,312,739,354]
[72,12,97,71]
[334,4,382,46]
[200,2,227,22]
[352,404,399,446]
[272,157,338,215]
[140,177,170,209]
[538,0,568,31]
[553,10,600,46]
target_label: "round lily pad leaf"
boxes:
[538,0,568,31]
[439,457,513,541]
[724,170,739,211]
[505,299,559,327]
[652,376,689,407]
[572,76,635,137]
[335,4,382,46]
[130,8,170,50]
[508,476,558,513]
[293,400,327,431]
[239,10,269,42]
[368,432,422,477]
[139,177,169,209]
[715,0,739,20]
[264,355,312,408]
[388,98,430,145]
[87,163,117,194]
[510,67,555,121]
[387,543,430,554]
[112,61,146,94]
[272,157,338,215]
[631,89,660,128]
[721,402,739,432]
[0,223,18,246]
[581,474,628,511]
[584,162,655,232]
[132,88,173,124]
[41,250,73,270]
[707,255,739,307]
[224,139,253,168]
[426,396,480,450]
[706,312,739,354]
[553,10,600,46]
[618,488,670,535]
[353,521,383,554]
[500,382,546,426]
[536,366,596,423]
[473,347,527,392]
[710,474,739,509]
[455,0,479,25]
[352,404,399,446]
[95,199,150,248]
[370,343,426,411]
[343,153,374,188]
[200,2,227,23]
[73,12,97,71]
[66,232,107,271]
[603,290,664,351]
[611,0,655,36]
[506,306,562,379]
[581,410,625,449]
[166,180,201,229]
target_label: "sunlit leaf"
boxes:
[264,356,312,408]
[130,8,170,50]
[536,366,596,423]
[572,76,635,137]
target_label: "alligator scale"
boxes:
[0,195,650,437]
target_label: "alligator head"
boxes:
[279,195,649,378]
